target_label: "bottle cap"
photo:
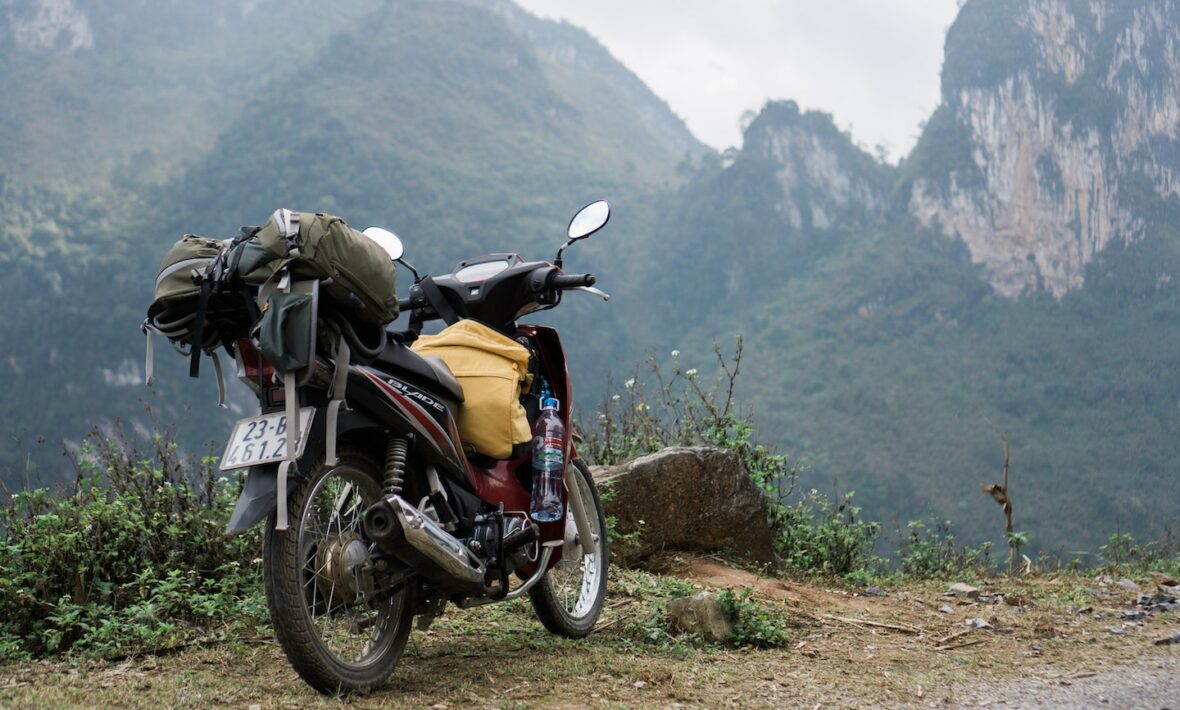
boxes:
[542,397,559,410]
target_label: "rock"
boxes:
[966,618,993,630]
[1150,573,1178,588]
[666,592,734,644]
[947,583,980,600]
[1116,578,1141,592]
[1107,626,1127,636]
[1154,631,1180,646]
[1138,593,1178,608]
[939,604,955,614]
[592,447,777,566]
[1118,610,1146,622]
[864,587,887,597]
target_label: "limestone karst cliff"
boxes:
[907,0,1180,298]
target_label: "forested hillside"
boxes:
[0,0,698,484]
[2,0,1179,554]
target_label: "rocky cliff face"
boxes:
[742,101,892,233]
[908,0,1180,298]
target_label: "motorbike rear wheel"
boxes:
[263,447,413,694]
[528,458,609,636]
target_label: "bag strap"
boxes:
[419,276,467,326]
[188,241,239,379]
[188,274,212,378]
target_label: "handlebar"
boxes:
[550,273,596,289]
[396,268,597,327]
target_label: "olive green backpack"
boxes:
[145,209,398,387]
[238,209,399,325]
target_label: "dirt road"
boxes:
[1,557,1176,708]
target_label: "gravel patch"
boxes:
[947,655,1180,709]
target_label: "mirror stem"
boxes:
[554,239,574,269]
[397,257,422,283]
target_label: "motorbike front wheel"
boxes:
[263,447,413,694]
[528,458,609,636]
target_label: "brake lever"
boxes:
[567,286,610,301]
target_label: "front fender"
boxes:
[226,465,278,535]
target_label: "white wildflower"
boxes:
[611,394,621,402]
[671,349,680,358]
[685,368,698,378]
[624,378,636,389]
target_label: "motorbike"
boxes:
[217,201,613,693]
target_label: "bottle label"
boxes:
[534,436,564,471]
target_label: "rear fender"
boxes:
[226,465,278,535]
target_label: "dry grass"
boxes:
[1,556,1177,708]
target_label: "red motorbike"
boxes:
[218,201,613,692]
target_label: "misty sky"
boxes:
[513,0,961,162]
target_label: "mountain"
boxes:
[3,0,1178,555]
[629,0,1180,553]
[905,0,1180,299]
[0,0,701,485]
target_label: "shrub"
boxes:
[0,425,264,659]
[896,519,992,579]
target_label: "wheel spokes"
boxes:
[297,466,400,666]
[552,474,603,619]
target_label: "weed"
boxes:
[896,519,992,579]
[717,587,791,648]
[1098,531,1180,576]
[772,489,879,576]
[613,568,696,651]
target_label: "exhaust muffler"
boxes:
[363,495,486,593]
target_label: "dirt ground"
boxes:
[2,555,1177,708]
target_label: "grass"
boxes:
[2,557,1176,708]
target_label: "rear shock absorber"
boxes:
[383,436,408,495]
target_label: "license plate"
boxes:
[220,408,315,471]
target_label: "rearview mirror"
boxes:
[567,200,610,241]
[362,226,404,261]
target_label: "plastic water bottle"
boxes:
[529,396,565,522]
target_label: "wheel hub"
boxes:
[315,531,370,605]
[562,509,584,562]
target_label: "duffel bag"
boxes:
[236,209,399,325]
[411,319,532,459]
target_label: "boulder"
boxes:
[667,592,734,644]
[591,446,777,567]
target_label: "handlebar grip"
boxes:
[550,273,596,289]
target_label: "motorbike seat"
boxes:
[372,340,465,403]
